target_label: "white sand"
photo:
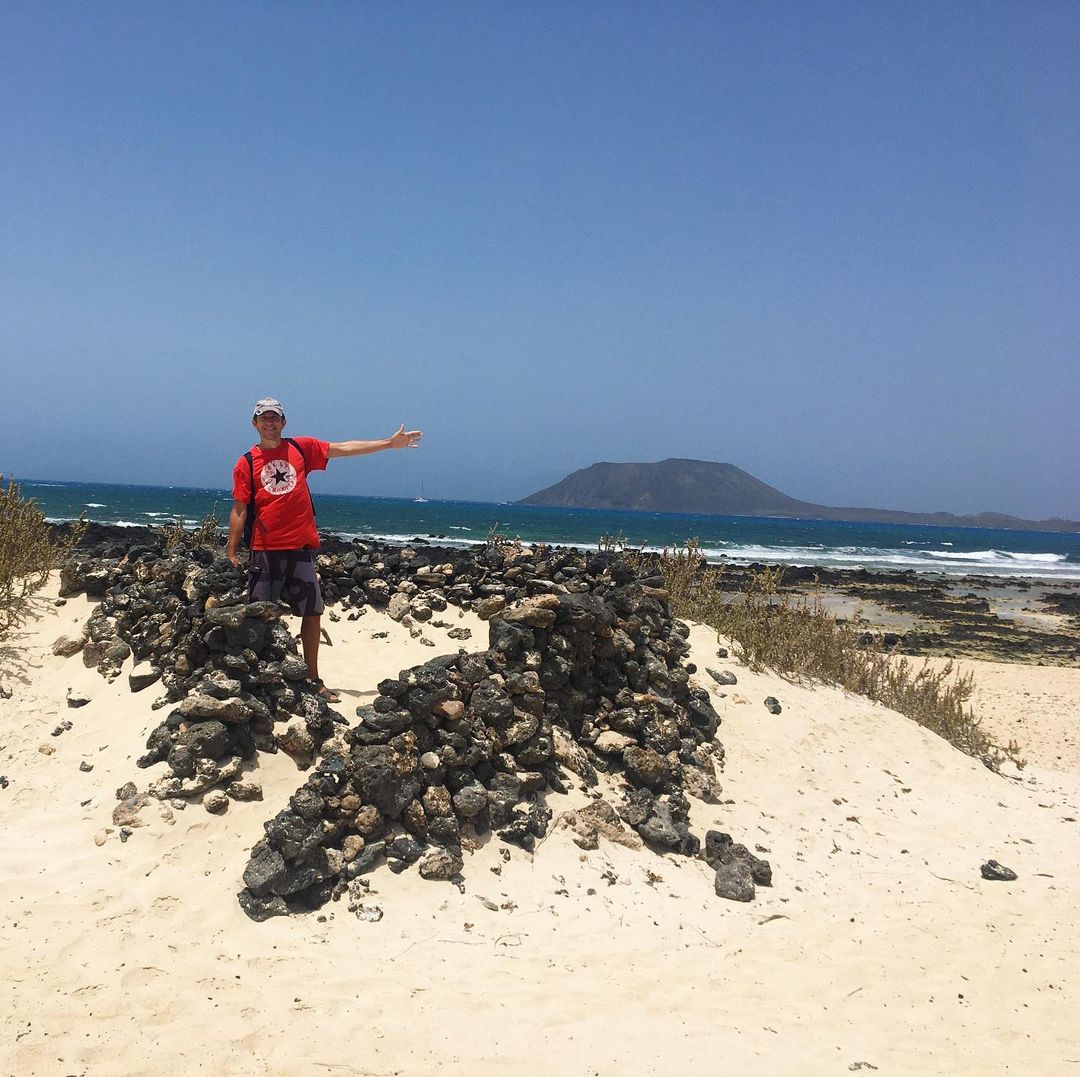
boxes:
[2,587,1079,1075]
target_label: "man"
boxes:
[227,397,422,702]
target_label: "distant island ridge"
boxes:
[516,459,1080,534]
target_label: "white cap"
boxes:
[252,397,285,419]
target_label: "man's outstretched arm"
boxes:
[328,425,423,458]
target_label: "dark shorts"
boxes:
[247,549,325,617]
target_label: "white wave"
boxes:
[142,511,176,518]
[327,530,489,553]
[329,532,1080,578]
[690,542,1078,580]
[926,549,1064,564]
[85,503,106,508]
[449,526,472,531]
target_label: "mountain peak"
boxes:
[515,459,1080,532]
[517,459,802,516]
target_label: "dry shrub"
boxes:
[161,507,222,552]
[598,531,635,555]
[485,523,522,554]
[638,539,1023,773]
[0,476,86,641]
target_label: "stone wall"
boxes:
[54,527,770,916]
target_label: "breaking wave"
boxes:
[696,544,1076,579]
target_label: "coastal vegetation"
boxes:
[0,477,85,643]
[161,507,222,551]
[618,536,1025,773]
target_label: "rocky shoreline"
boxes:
[55,522,1080,667]
[698,561,1080,666]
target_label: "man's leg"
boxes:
[247,551,277,604]
[285,550,336,700]
[300,614,322,682]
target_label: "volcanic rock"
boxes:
[112,793,150,827]
[707,669,738,686]
[53,631,88,658]
[178,693,255,724]
[204,790,230,814]
[128,662,162,693]
[228,780,264,802]
[714,859,756,901]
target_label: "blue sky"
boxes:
[2,2,1078,519]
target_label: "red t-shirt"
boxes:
[232,436,330,550]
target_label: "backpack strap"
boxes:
[243,451,256,549]
[283,437,307,467]
[284,438,318,526]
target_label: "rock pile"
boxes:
[55,531,611,809]
[55,535,342,803]
[238,561,731,920]
[53,525,768,914]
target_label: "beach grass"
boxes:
[624,538,1025,773]
[0,476,85,642]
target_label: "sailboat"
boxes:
[414,480,428,504]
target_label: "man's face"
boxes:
[253,411,285,437]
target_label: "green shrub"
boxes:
[0,476,86,641]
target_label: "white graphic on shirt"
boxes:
[260,459,298,496]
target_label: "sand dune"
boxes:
[2,585,1078,1075]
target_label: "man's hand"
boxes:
[228,550,243,569]
[389,425,422,449]
[328,427,423,458]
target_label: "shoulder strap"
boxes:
[243,451,256,548]
[283,437,317,525]
[284,437,307,468]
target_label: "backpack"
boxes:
[243,437,317,549]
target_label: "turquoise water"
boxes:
[22,478,1080,580]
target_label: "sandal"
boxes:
[313,679,341,704]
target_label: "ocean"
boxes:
[21,479,1080,581]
